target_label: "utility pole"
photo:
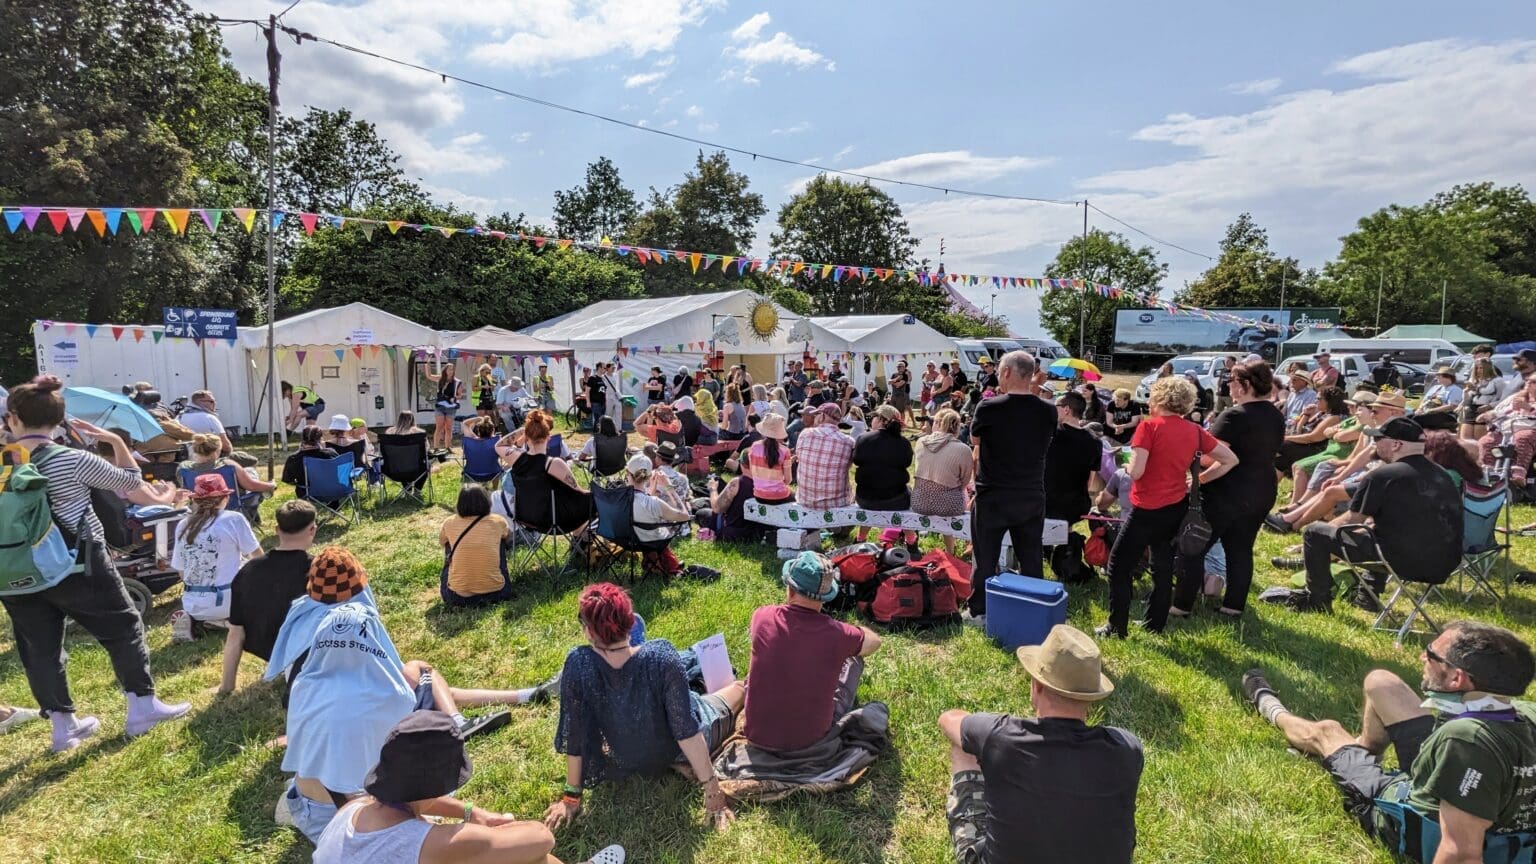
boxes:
[1439,278,1448,339]
[1077,200,1088,357]
[1375,270,1384,333]
[264,15,280,477]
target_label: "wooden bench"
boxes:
[742,499,1068,560]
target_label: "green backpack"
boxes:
[0,447,86,595]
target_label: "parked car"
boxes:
[1134,354,1227,402]
[1281,353,1372,395]
[1438,353,1516,380]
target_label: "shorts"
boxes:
[693,693,737,755]
[947,770,988,864]
[434,401,459,417]
[283,781,339,842]
[1322,714,1435,839]
[303,401,326,420]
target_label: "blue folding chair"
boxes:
[303,451,366,526]
[1457,480,1510,601]
[177,462,265,525]
[462,436,503,486]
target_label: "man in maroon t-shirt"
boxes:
[742,551,882,753]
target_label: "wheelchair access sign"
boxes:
[162,307,237,340]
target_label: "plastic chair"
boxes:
[303,451,366,526]
[1456,480,1510,601]
[588,478,689,583]
[377,432,434,505]
[461,436,503,486]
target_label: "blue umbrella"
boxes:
[62,387,164,442]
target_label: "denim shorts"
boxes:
[283,782,339,843]
[303,401,326,420]
[694,693,737,754]
[434,401,459,417]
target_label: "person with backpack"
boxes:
[438,483,514,608]
[0,375,190,752]
[168,473,262,643]
[741,552,881,754]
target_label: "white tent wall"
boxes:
[802,315,960,392]
[249,346,410,430]
[32,322,254,431]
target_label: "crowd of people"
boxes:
[4,335,1536,864]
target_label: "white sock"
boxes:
[513,688,537,703]
[452,712,468,728]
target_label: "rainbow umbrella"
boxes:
[1047,357,1101,380]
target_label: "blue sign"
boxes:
[162,307,237,340]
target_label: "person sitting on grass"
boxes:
[938,624,1143,864]
[269,547,553,842]
[1242,622,1536,861]
[692,473,757,541]
[743,552,881,753]
[546,583,744,833]
[169,473,262,643]
[439,483,514,608]
[315,710,627,864]
[217,500,317,695]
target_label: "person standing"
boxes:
[474,364,499,424]
[783,361,808,406]
[1213,355,1237,415]
[584,366,608,430]
[1171,360,1284,620]
[424,363,465,453]
[889,360,913,424]
[1043,392,1102,583]
[645,367,667,407]
[1312,351,1341,389]
[671,365,695,402]
[602,363,623,432]
[967,352,1056,622]
[533,364,557,413]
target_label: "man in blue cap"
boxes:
[740,552,882,753]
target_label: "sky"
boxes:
[193,0,1536,337]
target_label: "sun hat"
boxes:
[979,356,995,366]
[781,551,839,602]
[1014,624,1115,702]
[1244,353,1264,364]
[1372,391,1408,410]
[1345,390,1378,406]
[625,454,653,475]
[1288,369,1311,382]
[672,395,695,412]
[190,473,232,500]
[655,440,679,463]
[1313,350,1332,358]
[363,711,471,804]
[508,376,524,389]
[308,546,369,604]
[327,413,351,431]
[1364,416,1424,443]
[758,413,788,440]
[349,418,366,429]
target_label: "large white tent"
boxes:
[805,314,959,390]
[525,290,803,401]
[240,302,441,433]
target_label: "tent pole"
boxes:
[263,15,280,478]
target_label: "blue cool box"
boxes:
[985,572,1068,648]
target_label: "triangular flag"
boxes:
[161,208,188,234]
[352,345,364,358]
[65,208,86,231]
[63,324,75,335]
[358,221,376,239]
[334,349,346,363]
[370,345,380,357]
[110,326,125,341]
[533,236,547,249]
[298,212,319,236]
[436,226,455,238]
[198,209,222,233]
[721,255,736,272]
[327,215,345,230]
[384,346,397,360]
[4,211,23,232]
[689,252,702,273]
[20,207,41,230]
[125,210,143,234]
[152,331,163,343]
[821,264,834,279]
[45,210,68,233]
[85,325,100,339]
[233,208,256,232]
[295,350,307,365]
[86,209,106,235]
[792,262,806,276]
[387,221,404,234]
[133,328,145,343]
[136,208,157,232]
[102,208,123,235]
[557,239,573,251]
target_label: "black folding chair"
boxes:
[377,432,435,505]
[509,472,585,579]
[1341,524,1450,647]
[588,478,689,583]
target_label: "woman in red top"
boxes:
[1097,377,1238,638]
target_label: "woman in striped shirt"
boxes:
[2,375,191,752]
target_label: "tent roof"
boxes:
[525,290,801,354]
[240,302,439,349]
[1376,324,1490,346]
[444,326,572,357]
[806,315,956,354]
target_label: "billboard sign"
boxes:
[1113,307,1341,360]
[162,307,237,340]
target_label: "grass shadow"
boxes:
[0,731,132,820]
[1105,671,1188,751]
[764,744,904,863]
[181,677,287,765]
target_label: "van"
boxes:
[1014,338,1071,361]
[981,338,1023,359]
[953,339,989,379]
[1285,337,1461,368]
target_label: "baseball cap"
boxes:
[625,454,652,475]
[1517,349,1536,364]
[1364,416,1424,443]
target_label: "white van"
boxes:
[953,339,989,379]
[1014,338,1071,361]
[1290,337,1461,368]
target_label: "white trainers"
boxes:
[585,845,626,864]
[169,610,194,643]
[0,707,41,735]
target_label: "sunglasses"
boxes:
[1424,646,1461,670]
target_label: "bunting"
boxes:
[0,204,1287,333]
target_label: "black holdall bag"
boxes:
[1176,448,1212,556]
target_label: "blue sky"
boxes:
[198,1,1536,336]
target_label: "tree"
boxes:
[625,151,766,296]
[278,107,423,214]
[1040,230,1167,355]
[0,0,266,381]
[1320,184,1536,341]
[1175,213,1330,310]
[770,175,919,315]
[552,156,638,244]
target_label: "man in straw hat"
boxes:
[938,624,1143,863]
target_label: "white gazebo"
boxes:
[805,314,959,390]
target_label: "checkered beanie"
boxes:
[308,546,369,604]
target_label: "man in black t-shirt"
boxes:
[218,500,317,694]
[968,351,1056,619]
[585,367,608,423]
[645,366,667,405]
[1045,392,1103,583]
[1105,390,1143,445]
[1279,417,1463,613]
[975,357,998,393]
[939,624,1143,864]
[1214,355,1237,414]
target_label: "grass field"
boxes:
[1,424,1533,864]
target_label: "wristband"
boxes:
[562,784,583,797]
[561,793,582,807]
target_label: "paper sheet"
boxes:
[691,633,733,694]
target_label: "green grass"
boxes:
[1,439,1534,863]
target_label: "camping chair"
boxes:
[588,478,690,583]
[303,451,366,527]
[461,436,503,487]
[377,432,435,505]
[1456,480,1510,601]
[508,472,581,580]
[176,462,264,525]
[1374,786,1536,864]
[1339,524,1448,647]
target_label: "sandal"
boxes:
[585,844,626,864]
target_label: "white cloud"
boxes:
[624,70,670,89]
[730,12,772,42]
[511,132,533,144]
[772,121,811,135]
[1224,77,1283,95]
[686,104,704,118]
[833,144,855,163]
[469,0,723,69]
[698,121,719,133]
[831,151,1051,187]
[733,32,829,69]
[450,132,485,148]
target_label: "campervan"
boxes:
[1014,338,1071,361]
[953,339,990,379]
[1285,337,1461,368]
